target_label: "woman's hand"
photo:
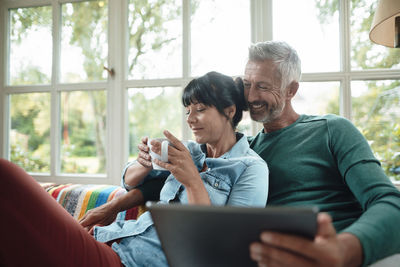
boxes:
[79,201,119,234]
[153,130,210,205]
[136,136,152,168]
[124,137,154,188]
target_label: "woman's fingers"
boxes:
[141,136,148,145]
[137,156,152,167]
[153,158,173,172]
[163,130,186,151]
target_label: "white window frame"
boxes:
[0,0,399,185]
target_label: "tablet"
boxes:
[147,202,319,267]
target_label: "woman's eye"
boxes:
[197,108,205,112]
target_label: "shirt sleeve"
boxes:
[120,161,169,202]
[226,160,269,207]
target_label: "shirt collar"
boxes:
[201,132,248,159]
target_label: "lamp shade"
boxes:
[369,0,400,48]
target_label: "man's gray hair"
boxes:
[248,41,302,92]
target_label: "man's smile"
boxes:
[248,102,267,111]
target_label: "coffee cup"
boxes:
[147,138,170,170]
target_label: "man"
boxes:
[243,41,400,266]
[80,41,400,266]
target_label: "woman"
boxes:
[0,71,268,267]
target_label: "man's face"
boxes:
[243,60,286,124]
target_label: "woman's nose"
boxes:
[186,112,196,124]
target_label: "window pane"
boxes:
[128,87,182,161]
[350,0,400,70]
[61,1,108,83]
[9,6,52,85]
[352,81,400,181]
[60,90,107,174]
[293,82,340,115]
[191,0,250,77]
[237,111,252,137]
[128,0,182,79]
[273,0,340,73]
[10,93,50,173]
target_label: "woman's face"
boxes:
[185,102,232,145]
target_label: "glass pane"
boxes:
[10,93,50,173]
[352,80,400,181]
[237,111,252,137]
[128,87,182,161]
[273,0,340,72]
[191,0,250,77]
[9,6,52,85]
[60,90,107,174]
[293,82,340,115]
[350,0,400,70]
[61,1,108,83]
[128,0,182,79]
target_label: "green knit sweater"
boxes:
[248,114,400,266]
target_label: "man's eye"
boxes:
[197,108,205,112]
[243,83,251,88]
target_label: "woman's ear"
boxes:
[286,82,299,99]
[224,105,236,120]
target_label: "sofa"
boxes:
[39,182,400,267]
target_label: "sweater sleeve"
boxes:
[342,161,400,266]
[327,116,400,265]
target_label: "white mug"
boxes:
[147,138,170,170]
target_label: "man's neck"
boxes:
[263,104,299,133]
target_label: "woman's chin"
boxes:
[194,136,206,144]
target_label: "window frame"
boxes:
[0,0,399,185]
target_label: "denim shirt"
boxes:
[94,133,269,267]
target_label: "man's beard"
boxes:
[249,101,286,124]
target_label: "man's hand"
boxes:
[249,213,363,267]
[79,201,119,234]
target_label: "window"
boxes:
[293,82,340,115]
[127,0,182,79]
[10,93,51,173]
[128,87,182,161]
[1,0,399,183]
[3,0,111,183]
[273,0,340,73]
[272,0,400,182]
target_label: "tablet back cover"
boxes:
[148,203,318,267]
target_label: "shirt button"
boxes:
[214,182,219,187]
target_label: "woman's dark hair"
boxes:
[182,71,248,129]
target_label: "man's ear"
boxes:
[286,82,299,99]
[224,105,236,120]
